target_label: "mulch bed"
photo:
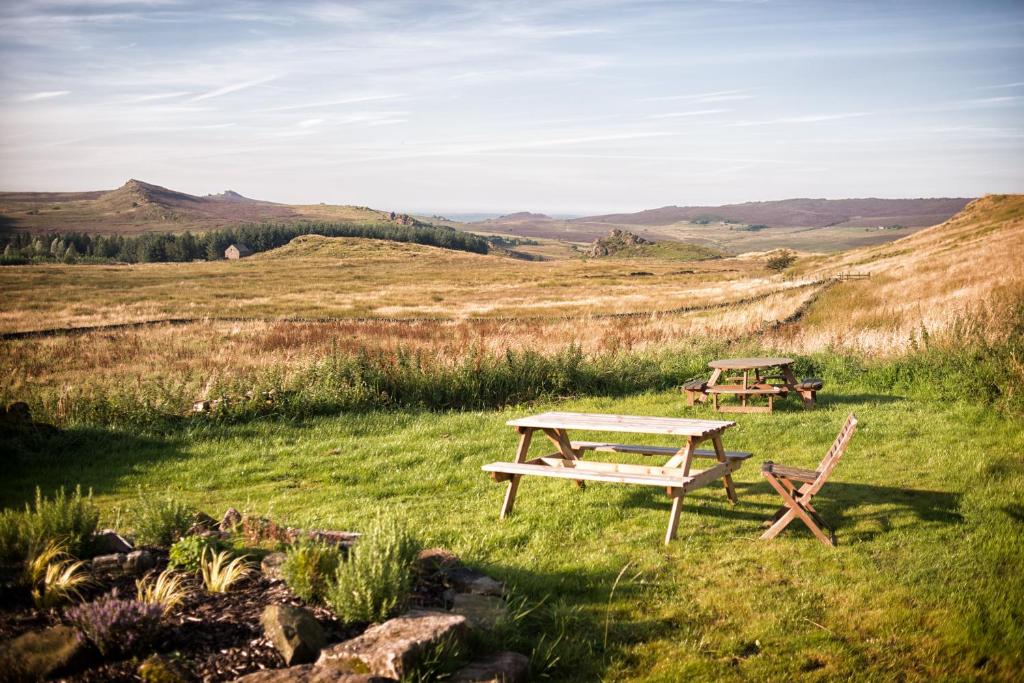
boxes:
[0,548,449,682]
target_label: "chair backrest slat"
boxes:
[807,413,857,494]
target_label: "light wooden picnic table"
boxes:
[482,411,751,545]
[686,357,819,413]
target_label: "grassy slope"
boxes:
[4,385,1022,680]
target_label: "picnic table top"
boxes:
[709,357,795,370]
[507,411,735,437]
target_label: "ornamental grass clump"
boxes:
[136,567,191,615]
[326,517,420,625]
[282,539,343,604]
[200,549,251,593]
[67,592,163,657]
[25,540,91,609]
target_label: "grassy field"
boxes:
[4,382,1022,680]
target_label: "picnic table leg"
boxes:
[500,428,533,518]
[543,428,586,489]
[712,434,738,504]
[698,368,722,403]
[664,437,696,544]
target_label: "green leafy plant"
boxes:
[136,567,191,615]
[200,549,251,593]
[132,493,195,547]
[326,517,419,624]
[168,534,229,572]
[282,539,343,604]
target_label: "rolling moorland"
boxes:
[0,194,1022,680]
[0,179,971,255]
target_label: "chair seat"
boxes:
[761,462,819,483]
[682,379,707,391]
[796,378,824,391]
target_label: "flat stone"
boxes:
[232,664,395,682]
[451,651,530,683]
[91,549,156,576]
[92,529,133,554]
[261,551,288,582]
[447,567,505,597]
[317,610,468,680]
[415,547,460,575]
[0,625,89,680]
[138,653,190,682]
[450,593,507,630]
[261,604,326,666]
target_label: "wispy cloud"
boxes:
[296,118,323,128]
[121,91,191,103]
[643,89,754,103]
[190,76,276,102]
[265,94,405,112]
[977,81,1024,90]
[728,112,872,126]
[647,109,732,119]
[18,90,70,101]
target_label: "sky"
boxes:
[0,0,1022,214]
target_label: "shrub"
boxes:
[200,549,251,593]
[136,568,191,615]
[0,487,100,562]
[282,540,343,604]
[766,250,797,272]
[67,592,163,657]
[326,517,419,624]
[168,535,229,573]
[132,494,195,548]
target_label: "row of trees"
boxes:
[0,221,490,264]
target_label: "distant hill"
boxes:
[579,197,972,228]
[486,212,552,222]
[0,179,412,235]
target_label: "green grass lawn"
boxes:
[4,386,1023,681]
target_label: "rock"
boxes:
[91,549,156,576]
[450,593,507,629]
[585,228,653,258]
[193,400,210,413]
[232,665,394,682]
[92,529,133,554]
[4,401,31,422]
[221,507,243,532]
[138,653,190,683]
[317,610,468,680]
[415,547,460,575]
[262,604,327,666]
[0,625,89,680]
[261,551,288,581]
[447,567,505,597]
[187,511,219,536]
[451,651,530,683]
[306,530,360,548]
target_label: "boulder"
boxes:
[415,547,460,575]
[451,651,530,683]
[450,593,507,630]
[261,604,326,666]
[221,507,243,532]
[232,665,394,682]
[91,549,156,576]
[0,625,89,680]
[261,552,288,582]
[187,511,219,536]
[447,567,505,597]
[92,529,133,554]
[317,610,468,680]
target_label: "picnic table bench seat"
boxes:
[482,456,743,494]
[706,384,787,395]
[795,378,825,391]
[569,440,751,461]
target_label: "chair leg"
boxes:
[762,474,835,547]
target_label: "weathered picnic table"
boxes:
[481,411,750,545]
[684,357,822,413]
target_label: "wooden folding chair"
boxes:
[760,413,857,547]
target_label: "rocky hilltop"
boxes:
[586,228,653,257]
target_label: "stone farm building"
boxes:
[225,243,253,260]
